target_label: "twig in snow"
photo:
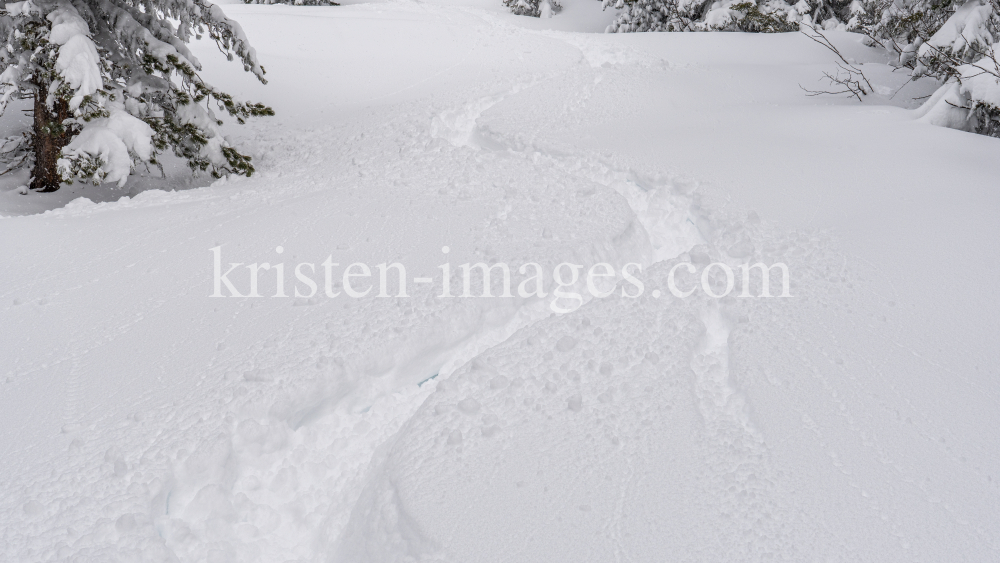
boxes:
[800,24,875,101]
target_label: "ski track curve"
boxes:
[330,43,824,561]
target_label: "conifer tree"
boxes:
[0,0,273,192]
[603,0,849,33]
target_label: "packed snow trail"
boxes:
[1,2,999,563]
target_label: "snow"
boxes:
[958,47,1000,107]
[1,1,999,562]
[47,6,92,45]
[914,80,969,130]
[48,4,103,111]
[3,1,32,15]
[58,107,155,186]
[175,102,230,165]
[704,5,737,28]
[918,0,994,59]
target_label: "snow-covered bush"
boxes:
[243,0,338,5]
[602,0,1000,141]
[914,0,998,76]
[852,0,1000,137]
[959,50,1000,135]
[913,41,1000,136]
[0,0,273,192]
[603,0,692,32]
[504,0,561,18]
[728,2,800,31]
[603,0,847,33]
[852,0,996,75]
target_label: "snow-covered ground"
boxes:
[2,1,999,561]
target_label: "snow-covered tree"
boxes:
[0,0,273,192]
[902,0,1000,136]
[603,0,850,33]
[852,0,992,73]
[850,0,1000,136]
[504,0,560,18]
[603,0,693,32]
[242,0,337,6]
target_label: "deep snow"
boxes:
[1,1,999,562]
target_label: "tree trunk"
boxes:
[30,86,73,192]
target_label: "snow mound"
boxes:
[58,108,154,187]
[48,3,103,111]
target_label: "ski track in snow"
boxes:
[330,33,827,561]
